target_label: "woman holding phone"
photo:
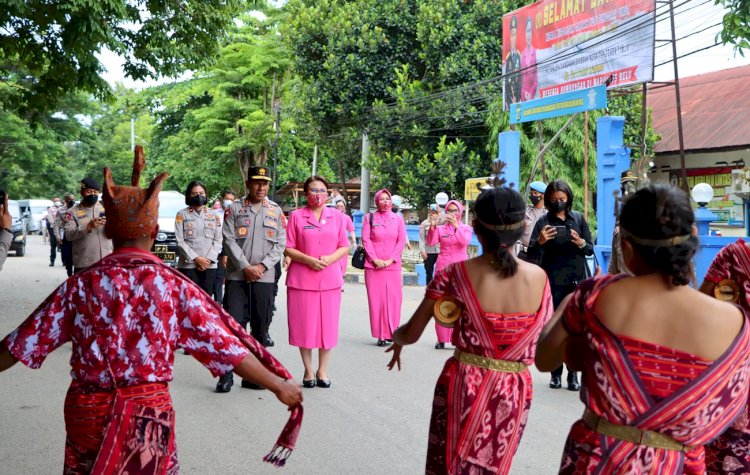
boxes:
[527,179,593,391]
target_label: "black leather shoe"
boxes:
[377,339,387,347]
[567,373,581,391]
[435,342,445,350]
[263,334,275,347]
[302,379,316,388]
[241,380,264,390]
[316,378,331,388]
[216,374,234,393]
[549,375,562,389]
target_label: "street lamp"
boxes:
[435,192,449,207]
[691,182,716,236]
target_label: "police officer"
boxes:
[608,170,639,274]
[517,181,547,264]
[217,166,286,393]
[175,180,223,295]
[63,178,113,273]
[214,189,236,304]
[55,193,76,277]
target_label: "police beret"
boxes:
[80,177,101,191]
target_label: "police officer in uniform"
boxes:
[63,178,113,273]
[517,181,547,264]
[55,193,76,277]
[175,180,223,295]
[217,166,287,393]
[608,170,639,274]
[504,15,522,107]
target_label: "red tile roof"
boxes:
[648,65,750,154]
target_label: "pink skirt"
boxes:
[364,269,402,339]
[287,288,342,349]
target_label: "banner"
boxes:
[502,0,655,110]
[510,84,607,124]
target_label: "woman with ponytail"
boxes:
[426,200,473,349]
[387,187,553,474]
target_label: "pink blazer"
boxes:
[426,223,473,269]
[361,211,407,271]
[286,206,349,291]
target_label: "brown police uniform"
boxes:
[63,202,113,271]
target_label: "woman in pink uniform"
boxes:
[335,200,357,278]
[285,176,350,389]
[427,200,473,349]
[362,189,407,347]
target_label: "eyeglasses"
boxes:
[447,209,461,214]
[308,188,328,195]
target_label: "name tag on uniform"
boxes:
[77,211,86,217]
[237,227,248,237]
[263,217,277,229]
[304,225,315,230]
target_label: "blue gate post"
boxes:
[499,131,521,190]
[595,116,631,272]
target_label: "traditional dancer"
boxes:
[388,187,553,474]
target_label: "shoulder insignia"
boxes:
[280,213,288,227]
[64,212,73,222]
[176,214,184,224]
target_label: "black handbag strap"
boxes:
[359,212,374,246]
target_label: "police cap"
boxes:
[248,166,272,182]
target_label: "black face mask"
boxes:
[188,195,207,207]
[82,194,98,206]
[549,201,567,213]
[529,195,542,206]
[65,200,74,208]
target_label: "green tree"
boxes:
[717,0,750,52]
[1,0,246,116]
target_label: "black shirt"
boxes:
[527,210,593,289]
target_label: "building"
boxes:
[649,65,750,235]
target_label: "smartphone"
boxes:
[552,225,570,240]
[0,190,5,202]
[99,211,106,219]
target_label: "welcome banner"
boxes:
[502,0,655,110]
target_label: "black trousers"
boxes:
[551,281,578,379]
[61,240,73,277]
[225,280,275,343]
[49,230,57,264]
[214,253,225,304]
[424,253,438,284]
[179,268,217,296]
[272,261,282,316]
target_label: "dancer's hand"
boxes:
[274,379,303,408]
[385,344,402,371]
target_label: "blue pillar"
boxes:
[498,131,521,190]
[352,210,363,239]
[595,116,631,272]
[694,206,717,237]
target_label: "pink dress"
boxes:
[520,46,537,101]
[362,210,407,340]
[427,222,473,343]
[285,206,349,349]
[340,214,355,276]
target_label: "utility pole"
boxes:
[668,0,688,191]
[271,106,280,200]
[360,132,370,213]
[312,144,318,176]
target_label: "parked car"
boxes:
[150,190,185,267]
[18,199,53,234]
[7,200,27,256]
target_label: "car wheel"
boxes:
[16,243,25,257]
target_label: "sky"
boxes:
[97,1,750,89]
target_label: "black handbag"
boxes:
[351,213,373,269]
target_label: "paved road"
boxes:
[0,236,582,474]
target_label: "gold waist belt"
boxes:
[582,409,694,452]
[453,349,527,373]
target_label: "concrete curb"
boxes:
[344,271,420,286]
